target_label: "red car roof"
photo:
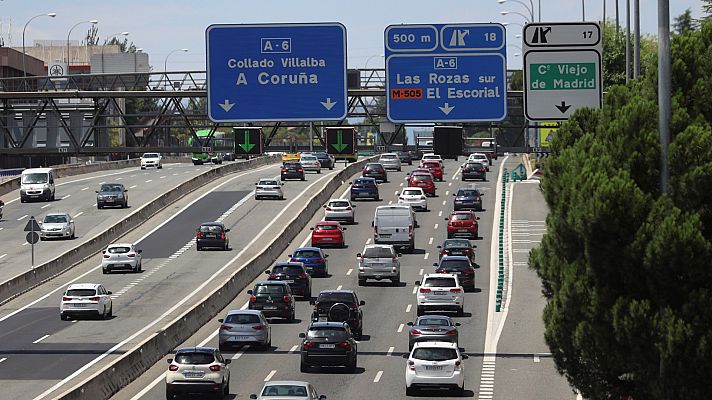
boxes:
[316,221,340,226]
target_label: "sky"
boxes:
[0,0,705,71]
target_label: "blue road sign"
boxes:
[206,23,347,122]
[385,23,507,123]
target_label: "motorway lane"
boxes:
[0,162,236,283]
[115,157,503,400]
[0,161,346,400]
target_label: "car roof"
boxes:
[107,243,133,247]
[403,187,424,191]
[255,280,290,286]
[309,321,348,329]
[294,247,322,252]
[226,309,262,316]
[412,341,458,349]
[274,262,305,268]
[363,244,395,249]
[200,221,225,226]
[45,212,70,216]
[316,221,340,226]
[263,380,310,386]
[175,347,216,354]
[67,283,100,290]
[23,167,53,173]
[423,273,458,279]
[440,255,471,261]
[318,289,355,295]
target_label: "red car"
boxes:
[445,211,479,239]
[407,173,436,197]
[310,221,347,248]
[422,161,444,181]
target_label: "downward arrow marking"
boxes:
[321,98,337,110]
[438,103,455,115]
[555,101,571,113]
[219,99,234,112]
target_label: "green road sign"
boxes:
[234,127,262,155]
[326,127,355,156]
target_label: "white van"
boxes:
[373,205,415,252]
[20,168,56,202]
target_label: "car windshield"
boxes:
[412,347,458,361]
[417,317,451,326]
[255,284,286,294]
[272,265,304,276]
[317,292,356,303]
[444,240,471,249]
[329,200,350,208]
[307,327,349,340]
[316,224,338,231]
[44,215,67,223]
[363,247,394,258]
[457,190,479,197]
[402,189,422,196]
[142,153,159,158]
[200,225,224,233]
[440,259,472,269]
[174,352,215,365]
[66,289,96,297]
[224,313,261,324]
[107,246,131,254]
[22,173,48,184]
[380,154,397,159]
[451,214,473,221]
[100,184,123,192]
[260,180,279,185]
[293,250,322,258]
[261,384,309,397]
[423,277,457,287]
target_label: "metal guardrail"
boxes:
[0,168,24,177]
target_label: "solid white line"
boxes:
[534,354,540,362]
[412,286,418,294]
[346,268,353,276]
[289,345,299,353]
[405,304,412,313]
[428,237,433,245]
[62,195,71,199]
[388,200,393,205]
[397,323,404,333]
[438,210,442,217]
[399,182,404,187]
[336,285,343,290]
[373,370,383,383]
[264,370,277,382]
[32,334,50,344]
[387,347,394,356]
[73,212,84,218]
[17,214,28,220]
[365,238,371,245]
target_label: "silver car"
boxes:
[255,178,284,200]
[379,153,402,171]
[357,244,401,285]
[407,315,460,350]
[323,198,355,224]
[250,381,327,400]
[101,243,142,273]
[299,154,322,174]
[218,309,271,351]
[39,212,75,240]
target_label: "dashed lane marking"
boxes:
[32,334,50,344]
[81,187,89,191]
[145,180,153,183]
[346,268,353,276]
[412,286,418,294]
[0,357,6,364]
[17,214,28,221]
[366,238,371,245]
[336,285,343,290]
[0,254,7,259]
[406,304,412,313]
[387,347,394,356]
[424,252,429,260]
[419,268,424,275]
[289,345,299,353]
[264,370,277,382]
[129,185,137,189]
[438,210,442,217]
[434,223,439,230]
[41,204,51,209]
[62,195,71,199]
[442,200,446,205]
[373,370,383,383]
[397,324,404,333]
[428,237,433,245]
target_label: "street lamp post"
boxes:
[500,10,532,23]
[164,48,189,72]
[22,12,57,78]
[101,32,129,73]
[67,19,98,66]
[497,0,534,22]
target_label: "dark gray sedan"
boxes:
[407,315,460,350]
[96,183,128,209]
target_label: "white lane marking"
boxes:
[346,268,353,276]
[41,204,51,209]
[394,191,399,195]
[419,268,424,275]
[412,286,418,294]
[428,237,433,245]
[534,354,540,362]
[399,182,404,187]
[397,323,404,333]
[0,357,6,364]
[442,200,446,205]
[145,180,153,183]
[116,177,123,181]
[445,190,449,196]
[173,173,178,176]
[424,252,429,260]
[32,334,50,344]
[0,228,3,231]
[81,187,89,191]
[373,370,383,383]
[129,185,137,189]
[62,195,71,200]
[434,223,439,230]
[365,238,371,245]
[336,285,343,290]
[438,210,442,217]
[405,304,412,313]
[73,212,84,218]
[388,200,393,205]
[99,182,106,185]
[449,182,452,186]
[289,345,299,353]
[17,214,28,221]
[22,242,29,246]
[0,254,7,259]
[264,370,277,382]
[387,347,394,356]
[160,176,166,179]
[576,393,583,400]
[130,175,137,178]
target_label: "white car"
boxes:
[405,341,467,396]
[299,154,321,174]
[379,153,402,171]
[415,273,464,316]
[323,198,355,224]
[59,283,113,320]
[255,178,284,200]
[166,347,231,399]
[421,153,444,170]
[466,153,489,171]
[250,381,326,400]
[101,243,143,274]
[39,212,75,240]
[397,187,428,211]
[357,244,400,285]
[140,152,162,169]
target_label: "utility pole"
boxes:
[634,0,641,77]
[615,0,620,35]
[625,0,631,83]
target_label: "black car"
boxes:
[265,262,312,298]
[299,321,358,372]
[312,152,335,170]
[96,183,129,209]
[311,290,365,339]
[362,163,387,183]
[396,151,413,165]
[281,161,305,181]
[434,256,476,291]
[247,281,295,322]
[437,238,476,264]
[461,162,486,181]
[196,222,230,251]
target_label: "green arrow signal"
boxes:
[331,131,349,153]
[238,131,256,152]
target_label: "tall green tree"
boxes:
[673,8,697,34]
[530,18,712,400]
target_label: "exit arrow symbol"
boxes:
[331,131,349,153]
[438,103,455,115]
[555,101,571,114]
[320,98,337,110]
[219,99,235,112]
[238,131,256,152]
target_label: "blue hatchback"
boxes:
[350,177,379,201]
[453,187,483,211]
[289,247,329,277]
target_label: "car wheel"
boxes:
[158,165,163,169]
[301,177,306,181]
[97,205,102,210]
[416,306,424,316]
[223,378,230,396]
[348,355,357,372]
[317,169,321,174]
[300,360,310,373]
[141,166,146,170]
[107,304,113,318]
[355,329,363,340]
[461,177,465,181]
[392,275,400,285]
[447,233,453,239]
[406,385,417,396]
[70,231,75,240]
[265,336,272,351]
[197,246,202,251]
[457,307,464,317]
[454,384,464,395]
[358,278,366,286]
[60,313,68,321]
[287,308,295,323]
[102,268,109,274]
[100,306,107,320]
[224,242,229,251]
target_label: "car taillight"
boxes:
[297,168,303,172]
[220,231,226,239]
[441,249,449,255]
[168,364,178,371]
[475,196,481,201]
[479,168,485,172]
[446,329,458,335]
[463,268,475,275]
[209,365,221,372]
[252,325,265,330]
[298,273,307,279]
[436,268,447,274]
[220,325,232,331]
[103,254,110,259]
[455,360,462,369]
[450,288,462,293]
[419,288,431,293]
[325,207,332,211]
[268,274,278,279]
[281,167,287,172]
[408,360,415,370]
[197,231,203,239]
[338,341,352,350]
[408,224,413,237]
[127,253,136,257]
[374,225,378,238]
[346,207,352,211]
[283,295,292,303]
[249,295,257,302]
[88,296,100,301]
[303,341,317,349]
[410,329,422,334]
[62,296,71,301]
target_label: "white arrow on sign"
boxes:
[320,98,337,110]
[438,103,455,115]
[219,99,235,112]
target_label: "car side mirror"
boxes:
[407,321,414,326]
[124,189,128,192]
[342,227,347,231]
[476,217,480,220]
[167,359,172,364]
[397,253,402,257]
[264,271,271,275]
[432,263,438,267]
[395,192,399,196]
[281,183,285,186]
[288,254,292,258]
[455,322,461,326]
[453,193,456,196]
[246,289,253,295]
[69,220,74,224]
[137,250,143,254]
[95,191,99,193]
[255,183,258,185]
[371,221,374,227]
[444,218,448,221]
[415,280,421,286]
[309,299,316,305]
[310,227,315,230]
[356,253,362,258]
[359,300,366,306]
[225,228,230,232]
[250,395,258,400]
[462,354,469,360]
[324,254,329,258]
[225,359,231,364]
[436,245,442,249]
[480,193,484,196]
[323,205,327,208]
[107,291,112,295]
[299,332,306,338]
[348,181,352,184]
[218,319,224,323]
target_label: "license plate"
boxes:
[451,251,464,255]
[106,199,114,202]
[283,280,294,283]
[319,344,336,349]
[322,238,332,241]
[205,234,217,238]
[183,371,204,378]
[231,336,251,341]
[263,306,277,310]
[425,365,443,370]
[458,229,469,233]
[379,234,391,238]
[433,291,447,295]
[72,303,88,307]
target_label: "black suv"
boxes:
[310,290,365,339]
[281,161,305,181]
[299,321,358,372]
[312,152,335,170]
[247,281,295,322]
[265,262,312,299]
[362,163,388,183]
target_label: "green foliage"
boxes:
[509,70,523,91]
[531,18,712,399]
[601,20,657,89]
[673,8,697,34]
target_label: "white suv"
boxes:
[140,152,162,169]
[415,273,464,316]
[166,347,231,399]
[324,198,355,224]
[405,341,468,395]
[397,187,428,211]
[59,283,113,320]
[421,153,444,170]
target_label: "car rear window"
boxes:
[293,250,321,258]
[255,284,286,294]
[175,352,215,365]
[354,179,375,186]
[412,175,431,181]
[307,327,349,340]
[301,156,317,161]
[380,154,397,159]
[363,247,394,258]
[451,214,473,221]
[329,200,350,208]
[457,190,479,197]
[225,313,261,324]
[412,347,458,361]
[417,317,451,326]
[260,180,278,185]
[200,225,224,233]
[262,385,309,397]
[284,162,301,168]
[272,265,304,276]
[365,164,383,170]
[44,215,68,223]
[66,289,96,297]
[423,277,457,287]
[440,259,472,269]
[100,184,123,192]
[444,240,471,249]
[402,189,422,196]
[317,292,356,303]
[466,163,483,169]
[423,162,440,168]
[107,246,131,254]
[316,224,338,231]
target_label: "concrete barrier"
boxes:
[0,156,280,305]
[57,157,375,400]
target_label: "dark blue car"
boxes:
[289,247,329,277]
[350,177,379,201]
[453,187,483,211]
